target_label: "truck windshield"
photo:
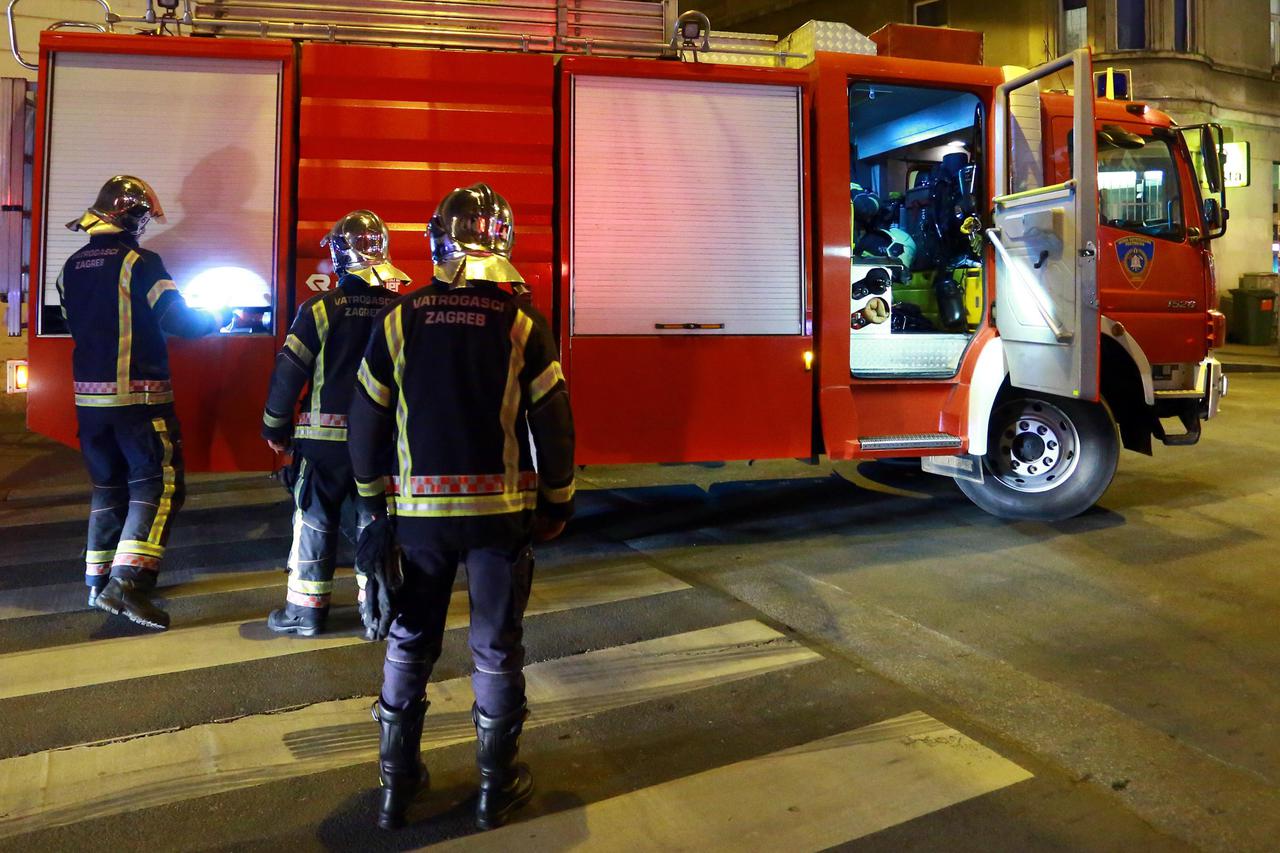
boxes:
[1097,136,1185,241]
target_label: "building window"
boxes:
[1116,0,1146,49]
[1272,0,1280,65]
[913,0,948,26]
[1061,0,1088,53]
[1172,0,1190,52]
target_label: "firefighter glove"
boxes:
[356,513,402,641]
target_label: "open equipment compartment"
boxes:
[847,81,987,378]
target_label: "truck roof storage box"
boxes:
[868,24,983,65]
[779,20,877,68]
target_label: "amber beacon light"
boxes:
[6,360,28,394]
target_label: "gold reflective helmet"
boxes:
[427,183,524,287]
[321,209,411,287]
[66,175,164,237]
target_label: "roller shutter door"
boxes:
[571,75,804,337]
[40,52,282,331]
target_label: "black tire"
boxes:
[956,391,1120,521]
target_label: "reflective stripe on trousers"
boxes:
[77,407,185,589]
[381,541,534,716]
[284,443,359,611]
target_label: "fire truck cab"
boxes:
[17,4,1228,523]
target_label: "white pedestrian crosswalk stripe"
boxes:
[0,563,690,700]
[0,516,282,571]
[0,621,819,839]
[0,565,333,622]
[432,711,1033,853]
[0,490,1044,850]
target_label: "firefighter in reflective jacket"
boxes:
[349,184,575,831]
[260,210,407,636]
[59,175,222,630]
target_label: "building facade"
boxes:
[695,0,1280,304]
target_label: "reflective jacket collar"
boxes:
[338,273,374,294]
[87,232,138,250]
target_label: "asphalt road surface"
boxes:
[0,374,1277,852]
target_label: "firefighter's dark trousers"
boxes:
[77,405,185,591]
[381,542,534,717]
[285,440,358,615]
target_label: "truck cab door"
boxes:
[989,50,1100,400]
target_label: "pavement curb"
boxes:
[1220,361,1280,373]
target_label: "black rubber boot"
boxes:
[473,703,533,831]
[371,698,428,830]
[87,582,107,609]
[267,603,327,636]
[94,577,170,630]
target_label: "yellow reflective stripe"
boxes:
[147,419,175,545]
[528,361,564,405]
[501,311,534,493]
[284,334,314,366]
[287,577,333,595]
[540,480,576,504]
[86,549,116,563]
[356,477,387,498]
[305,300,330,425]
[356,573,368,590]
[75,391,175,407]
[310,300,331,423]
[357,360,393,409]
[285,459,309,574]
[385,305,412,491]
[263,410,290,428]
[294,425,347,441]
[146,278,178,309]
[394,489,538,518]
[118,252,138,391]
[117,539,165,558]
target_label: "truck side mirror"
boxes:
[1201,127,1223,194]
[1202,197,1226,233]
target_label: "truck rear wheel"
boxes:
[956,393,1119,522]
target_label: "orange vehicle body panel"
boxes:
[24,35,1218,471]
[27,33,296,472]
[294,45,557,321]
[558,57,816,464]
[809,52,1006,457]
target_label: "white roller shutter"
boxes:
[571,75,804,336]
[40,52,282,331]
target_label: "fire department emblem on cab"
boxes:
[1115,236,1155,288]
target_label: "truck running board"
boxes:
[857,433,963,452]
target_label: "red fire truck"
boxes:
[16,3,1229,521]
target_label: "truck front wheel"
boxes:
[956,393,1119,522]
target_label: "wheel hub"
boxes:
[1011,432,1046,463]
[989,400,1080,493]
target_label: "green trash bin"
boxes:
[1229,288,1277,345]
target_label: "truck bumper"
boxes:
[1201,357,1226,420]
